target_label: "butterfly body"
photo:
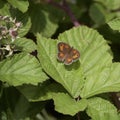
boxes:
[57,42,80,65]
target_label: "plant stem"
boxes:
[77,112,80,120]
[76,96,81,120]
[62,0,80,26]
[46,0,80,26]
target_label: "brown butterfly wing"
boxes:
[64,55,73,65]
[57,42,71,61]
[71,49,80,61]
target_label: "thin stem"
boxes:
[62,0,80,26]
[75,96,81,120]
[46,0,80,26]
[77,112,80,120]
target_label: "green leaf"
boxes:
[53,93,87,116]
[37,26,112,98]
[119,113,120,118]
[37,34,85,98]
[13,95,46,120]
[1,111,8,120]
[58,26,112,75]
[94,0,120,10]
[18,81,87,116]
[18,14,31,37]
[17,82,67,102]
[58,26,112,98]
[107,17,120,32]
[81,63,120,98]
[29,4,60,37]
[0,53,48,86]
[13,38,36,52]
[90,3,115,26]
[13,95,30,119]
[87,97,119,120]
[90,3,106,25]
[0,1,11,15]
[7,0,29,13]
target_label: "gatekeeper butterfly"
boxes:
[57,42,80,65]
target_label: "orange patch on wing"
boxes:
[73,54,79,59]
[59,53,64,58]
[59,45,64,51]
[67,58,72,62]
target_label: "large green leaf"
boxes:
[13,95,30,119]
[13,95,46,120]
[18,80,87,116]
[17,82,67,102]
[107,17,120,32]
[90,3,106,25]
[0,53,48,86]
[89,3,115,25]
[37,26,112,98]
[87,97,119,120]
[18,14,31,37]
[58,26,113,97]
[7,0,29,13]
[81,63,120,98]
[29,4,62,37]
[37,34,84,98]
[58,28,112,72]
[18,82,88,116]
[53,93,87,116]
[13,38,36,53]
[0,1,11,15]
[94,0,120,10]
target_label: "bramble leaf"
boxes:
[37,26,113,98]
[37,26,112,98]
[107,17,120,32]
[13,38,36,53]
[87,97,119,120]
[94,0,120,10]
[81,63,120,98]
[0,53,48,86]
[29,4,62,37]
[7,0,29,13]
[53,93,87,116]
[37,34,84,98]
[0,1,11,15]
[17,82,67,102]
[89,3,115,25]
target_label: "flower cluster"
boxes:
[0,15,22,59]
[0,15,22,41]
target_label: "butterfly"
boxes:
[57,42,80,65]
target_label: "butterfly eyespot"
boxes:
[68,58,72,62]
[59,53,64,57]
